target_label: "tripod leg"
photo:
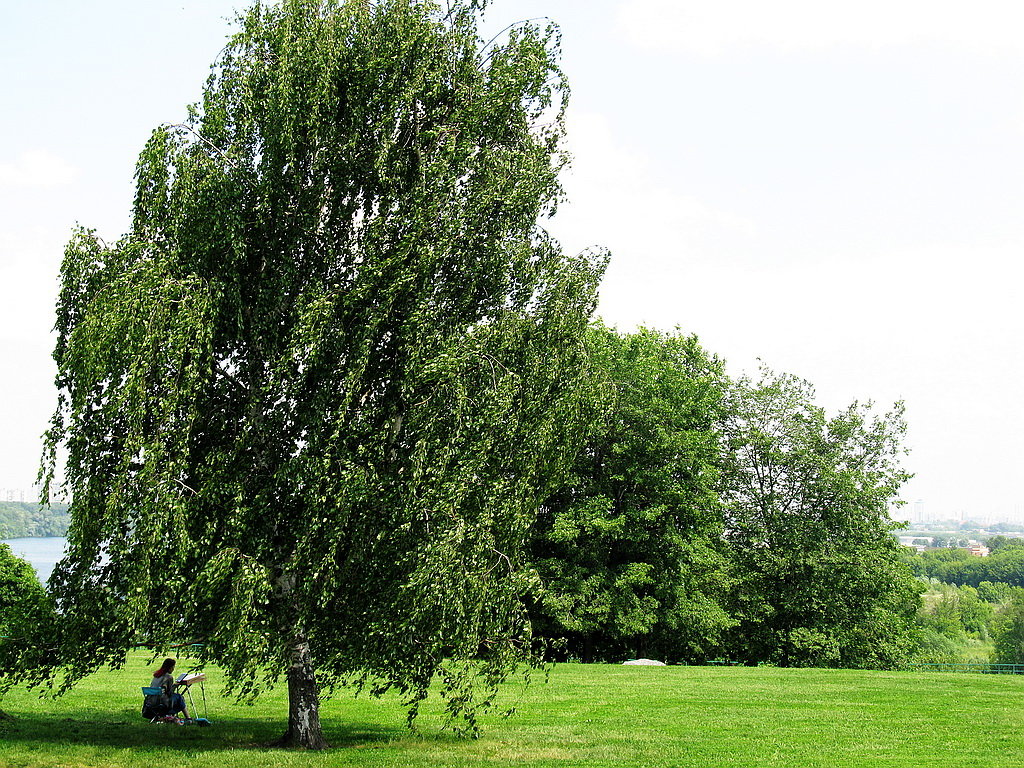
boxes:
[184,686,196,720]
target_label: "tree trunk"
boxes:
[581,633,593,664]
[272,631,328,750]
[635,637,646,661]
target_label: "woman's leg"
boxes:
[171,693,189,719]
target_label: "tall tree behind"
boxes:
[29,0,604,747]
[720,367,919,668]
[530,327,732,663]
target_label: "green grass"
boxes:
[2,653,1023,767]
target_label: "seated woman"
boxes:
[150,657,190,720]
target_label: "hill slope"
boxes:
[1,658,1021,766]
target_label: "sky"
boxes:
[1,1,1022,521]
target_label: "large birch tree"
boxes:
[25,0,603,748]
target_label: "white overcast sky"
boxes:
[2,1,1023,521]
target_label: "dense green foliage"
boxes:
[993,593,1024,664]
[0,502,70,538]
[719,369,918,668]
[3,656,1024,767]
[0,543,52,721]
[910,545,1024,588]
[912,581,995,662]
[0,545,51,721]
[0,544,49,638]
[20,0,604,747]
[904,576,1024,665]
[527,341,917,669]
[12,325,924,682]
[529,327,732,663]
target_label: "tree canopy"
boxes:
[527,355,919,669]
[719,368,919,667]
[0,544,47,638]
[0,544,52,719]
[22,0,604,747]
[529,326,733,662]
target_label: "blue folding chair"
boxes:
[141,686,168,721]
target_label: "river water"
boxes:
[2,536,67,583]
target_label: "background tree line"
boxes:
[527,324,919,668]
[527,326,1024,670]
[0,502,69,539]
[909,539,1024,589]
[898,540,1024,666]
[910,577,1024,666]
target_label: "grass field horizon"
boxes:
[1,654,1022,767]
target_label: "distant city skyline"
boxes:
[0,484,52,504]
[900,499,1024,527]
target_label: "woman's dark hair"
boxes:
[153,658,176,677]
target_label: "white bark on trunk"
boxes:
[281,632,327,750]
[272,572,327,750]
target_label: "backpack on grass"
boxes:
[141,686,169,720]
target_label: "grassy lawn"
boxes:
[1,653,1022,767]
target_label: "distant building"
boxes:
[897,536,929,552]
[967,544,990,557]
[0,485,48,504]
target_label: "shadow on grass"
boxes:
[0,706,412,753]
